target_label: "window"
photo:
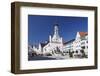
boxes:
[81,42,85,45]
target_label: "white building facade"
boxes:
[65,32,88,58]
[41,24,64,56]
[29,24,88,58]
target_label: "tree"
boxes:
[69,50,73,58]
[80,50,86,58]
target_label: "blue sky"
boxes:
[28,15,88,45]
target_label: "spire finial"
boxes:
[53,23,59,39]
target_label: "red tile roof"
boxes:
[79,32,88,37]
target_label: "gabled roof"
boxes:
[79,32,88,37]
[64,39,75,45]
[40,41,49,47]
[41,43,47,47]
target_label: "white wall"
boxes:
[0,0,100,76]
